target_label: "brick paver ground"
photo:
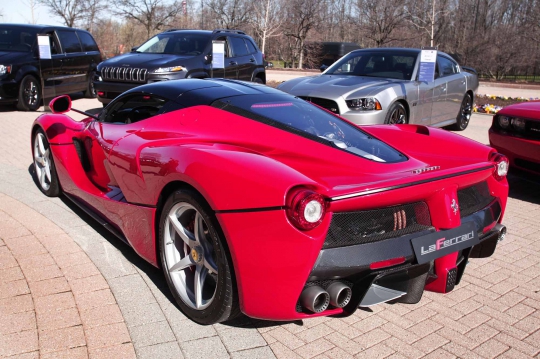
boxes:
[0,91,539,359]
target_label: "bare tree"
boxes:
[251,0,282,54]
[114,0,182,38]
[38,0,87,27]
[204,0,252,29]
[22,0,39,24]
[356,0,408,47]
[283,0,324,69]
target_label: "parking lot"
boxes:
[0,85,539,358]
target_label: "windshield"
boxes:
[136,33,210,55]
[214,95,406,163]
[0,27,38,52]
[325,50,418,80]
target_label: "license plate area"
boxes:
[411,221,479,264]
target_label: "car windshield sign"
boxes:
[325,50,418,80]
[215,95,406,163]
[136,33,210,55]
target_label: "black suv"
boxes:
[0,24,102,111]
[94,29,265,105]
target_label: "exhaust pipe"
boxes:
[300,286,330,313]
[326,282,352,308]
[495,223,506,242]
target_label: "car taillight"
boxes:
[286,189,327,230]
[490,152,509,180]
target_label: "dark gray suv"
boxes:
[94,29,266,105]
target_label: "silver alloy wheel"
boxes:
[24,78,39,107]
[388,106,406,124]
[163,202,218,310]
[33,132,52,191]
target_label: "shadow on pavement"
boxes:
[507,170,540,205]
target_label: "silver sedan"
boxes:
[277,48,478,130]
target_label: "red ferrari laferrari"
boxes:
[32,79,509,324]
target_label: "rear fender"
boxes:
[138,144,320,210]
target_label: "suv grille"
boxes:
[299,96,340,114]
[457,181,494,217]
[101,67,148,83]
[323,202,432,249]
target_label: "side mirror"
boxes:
[204,53,212,64]
[131,46,139,52]
[49,95,71,114]
[320,64,328,72]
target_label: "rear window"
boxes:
[57,30,82,53]
[230,37,248,57]
[214,95,406,163]
[0,27,38,52]
[77,31,99,52]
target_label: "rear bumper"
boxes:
[218,196,505,321]
[489,129,540,174]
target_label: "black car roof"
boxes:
[0,23,91,33]
[124,79,284,105]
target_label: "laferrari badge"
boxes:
[451,199,458,215]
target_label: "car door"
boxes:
[38,30,65,100]
[55,29,87,93]
[438,55,466,121]
[430,58,450,125]
[81,93,168,191]
[213,36,238,79]
[228,36,252,81]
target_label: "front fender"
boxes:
[32,113,86,145]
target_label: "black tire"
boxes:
[159,189,239,324]
[32,128,61,197]
[253,76,264,84]
[83,72,97,98]
[450,93,473,131]
[384,102,408,124]
[17,75,41,111]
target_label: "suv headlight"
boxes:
[0,65,12,75]
[345,97,382,111]
[154,66,186,73]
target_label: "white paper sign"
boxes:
[418,49,437,82]
[212,41,225,69]
[37,35,51,60]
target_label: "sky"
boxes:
[0,0,64,26]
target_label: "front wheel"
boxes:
[83,72,97,98]
[17,75,41,111]
[384,102,408,124]
[32,129,61,197]
[159,190,239,324]
[450,93,473,131]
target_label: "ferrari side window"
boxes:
[102,94,168,124]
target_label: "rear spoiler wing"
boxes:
[461,66,477,75]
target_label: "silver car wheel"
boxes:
[460,95,472,126]
[33,132,52,191]
[163,202,218,310]
[387,105,407,124]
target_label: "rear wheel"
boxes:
[384,102,408,124]
[17,75,41,111]
[32,129,60,197]
[450,93,472,131]
[159,189,239,324]
[253,76,264,84]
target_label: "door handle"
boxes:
[249,58,255,62]
[229,61,237,65]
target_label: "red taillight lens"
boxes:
[490,152,509,180]
[286,189,327,231]
[97,91,104,97]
